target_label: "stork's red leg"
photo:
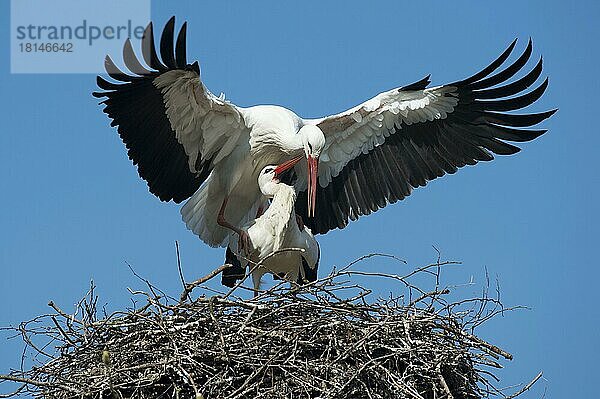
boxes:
[216,196,250,253]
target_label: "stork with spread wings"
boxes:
[94,17,555,247]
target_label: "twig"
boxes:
[437,324,513,360]
[0,383,26,398]
[0,374,77,393]
[179,263,232,304]
[47,301,82,325]
[504,371,543,399]
[175,241,186,294]
[50,316,76,345]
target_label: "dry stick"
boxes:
[0,374,77,394]
[338,253,407,273]
[175,241,186,294]
[331,352,397,397]
[437,324,513,360]
[330,317,390,364]
[408,289,451,308]
[0,382,26,398]
[17,324,55,360]
[179,264,233,304]
[175,364,200,399]
[437,362,454,399]
[237,306,257,334]
[229,345,287,399]
[103,361,124,399]
[125,262,174,303]
[504,371,543,399]
[341,260,461,282]
[50,316,76,345]
[47,301,83,325]
[207,297,229,361]
[375,364,425,399]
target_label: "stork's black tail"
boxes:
[222,247,246,288]
[297,257,318,285]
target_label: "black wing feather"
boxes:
[122,39,151,76]
[474,78,548,112]
[468,39,533,91]
[141,22,166,72]
[93,17,206,203]
[476,56,543,99]
[400,74,431,91]
[458,39,517,85]
[175,22,188,69]
[159,17,177,69]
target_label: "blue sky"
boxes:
[1,1,598,397]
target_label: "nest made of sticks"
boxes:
[0,253,541,399]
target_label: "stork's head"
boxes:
[268,125,325,216]
[299,125,325,159]
[258,163,297,198]
[299,125,325,217]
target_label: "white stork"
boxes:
[94,17,555,246]
[221,163,320,293]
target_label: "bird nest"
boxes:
[1,253,541,399]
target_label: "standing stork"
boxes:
[93,17,555,247]
[222,163,320,294]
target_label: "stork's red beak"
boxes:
[307,155,318,218]
[274,155,318,217]
[274,155,302,177]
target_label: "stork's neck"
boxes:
[261,185,297,249]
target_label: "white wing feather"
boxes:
[307,86,459,187]
[154,70,247,173]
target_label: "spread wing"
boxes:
[297,39,556,234]
[93,17,247,203]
